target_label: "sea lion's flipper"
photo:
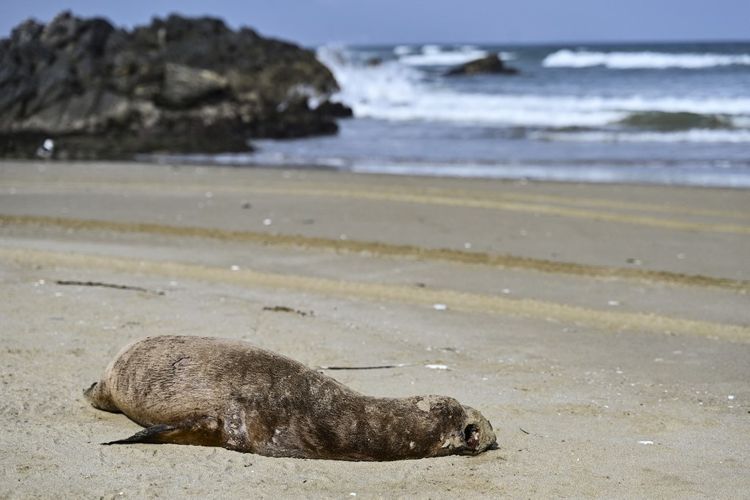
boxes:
[103,417,223,447]
[103,424,177,445]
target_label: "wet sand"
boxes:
[1,160,748,498]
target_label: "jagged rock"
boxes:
[445,54,519,76]
[0,11,352,159]
[161,63,228,108]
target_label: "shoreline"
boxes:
[29,157,750,190]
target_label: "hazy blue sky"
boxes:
[2,0,749,45]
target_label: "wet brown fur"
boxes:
[85,336,497,461]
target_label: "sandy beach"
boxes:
[0,160,748,498]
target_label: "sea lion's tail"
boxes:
[83,381,120,413]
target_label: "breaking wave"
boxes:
[317,46,750,129]
[543,49,750,69]
[398,44,489,66]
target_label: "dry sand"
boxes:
[0,160,748,498]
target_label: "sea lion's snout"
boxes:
[464,423,480,449]
[460,407,497,455]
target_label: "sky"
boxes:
[1,0,749,46]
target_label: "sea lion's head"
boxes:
[412,396,497,457]
[459,406,497,455]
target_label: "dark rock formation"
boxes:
[445,54,518,76]
[314,100,354,118]
[0,11,352,159]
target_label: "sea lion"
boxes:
[85,335,497,461]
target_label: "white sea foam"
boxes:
[543,49,750,69]
[393,45,413,56]
[352,93,624,127]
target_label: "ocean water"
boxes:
[213,42,750,187]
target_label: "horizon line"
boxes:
[2,12,750,48]
[334,38,750,48]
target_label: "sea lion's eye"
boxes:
[464,424,480,449]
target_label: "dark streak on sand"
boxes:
[54,279,164,295]
[320,365,402,371]
[262,305,312,316]
[2,214,747,292]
